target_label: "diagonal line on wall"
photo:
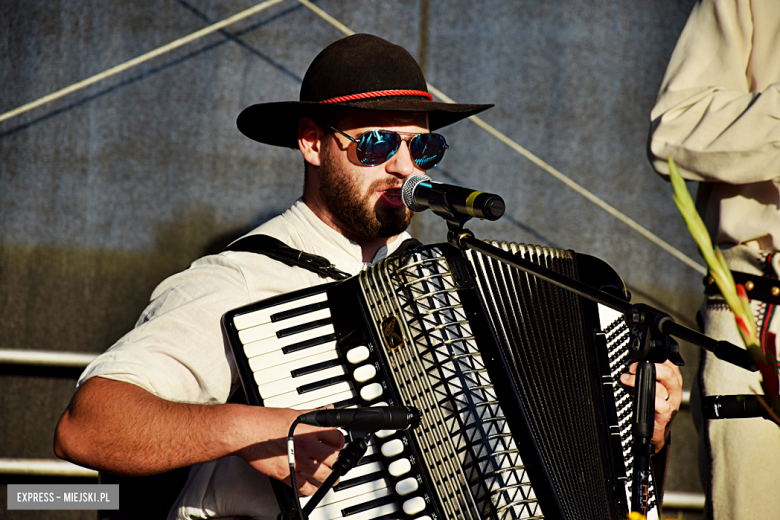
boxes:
[0,0,707,276]
[0,0,286,124]
[295,0,707,276]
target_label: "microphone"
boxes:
[297,406,422,432]
[401,174,505,221]
[702,395,774,420]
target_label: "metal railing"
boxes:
[0,349,97,367]
[0,458,98,478]
[1,348,704,509]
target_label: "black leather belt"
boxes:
[703,271,780,305]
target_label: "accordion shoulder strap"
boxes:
[222,234,351,280]
[223,234,423,281]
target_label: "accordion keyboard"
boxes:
[225,285,435,520]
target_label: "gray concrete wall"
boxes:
[1,0,704,518]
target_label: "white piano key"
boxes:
[251,349,340,385]
[257,365,346,399]
[362,443,378,458]
[341,461,383,480]
[247,341,337,372]
[293,388,357,410]
[300,475,389,508]
[238,308,332,344]
[232,292,328,330]
[292,463,387,514]
[306,483,392,520]
[263,381,353,409]
[243,325,336,358]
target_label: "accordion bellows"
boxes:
[222,242,658,520]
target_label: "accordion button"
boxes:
[395,477,419,496]
[388,458,411,477]
[353,364,376,383]
[381,439,404,458]
[360,382,383,401]
[403,496,426,515]
[346,346,370,364]
[375,429,396,439]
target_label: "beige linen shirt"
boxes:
[648,0,780,252]
[77,199,412,519]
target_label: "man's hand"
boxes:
[619,360,683,453]
[234,407,344,496]
[55,377,344,495]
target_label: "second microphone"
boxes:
[297,406,422,432]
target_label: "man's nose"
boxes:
[385,141,417,178]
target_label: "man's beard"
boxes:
[319,153,413,240]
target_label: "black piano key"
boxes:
[341,494,396,517]
[276,317,333,338]
[297,374,350,394]
[332,397,359,409]
[281,333,337,354]
[290,358,344,378]
[357,452,382,466]
[271,301,329,323]
[333,471,384,492]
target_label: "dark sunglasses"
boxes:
[325,124,448,170]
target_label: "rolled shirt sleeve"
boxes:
[649,0,780,184]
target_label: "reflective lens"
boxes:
[328,125,448,170]
[356,130,402,166]
[409,133,448,170]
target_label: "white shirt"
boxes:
[648,0,780,252]
[77,199,412,519]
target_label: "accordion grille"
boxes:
[360,245,543,520]
[466,242,614,519]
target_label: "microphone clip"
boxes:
[429,194,476,248]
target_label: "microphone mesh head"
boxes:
[401,174,431,212]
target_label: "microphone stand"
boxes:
[301,434,370,518]
[277,426,372,520]
[423,196,757,515]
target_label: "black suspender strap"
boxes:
[222,234,351,280]
[222,234,423,281]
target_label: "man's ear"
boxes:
[298,117,324,167]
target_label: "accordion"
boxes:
[222,241,660,520]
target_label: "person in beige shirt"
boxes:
[648,1,780,518]
[53,33,682,519]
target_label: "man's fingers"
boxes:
[287,472,319,496]
[619,373,669,397]
[319,428,346,450]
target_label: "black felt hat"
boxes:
[237,34,494,148]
